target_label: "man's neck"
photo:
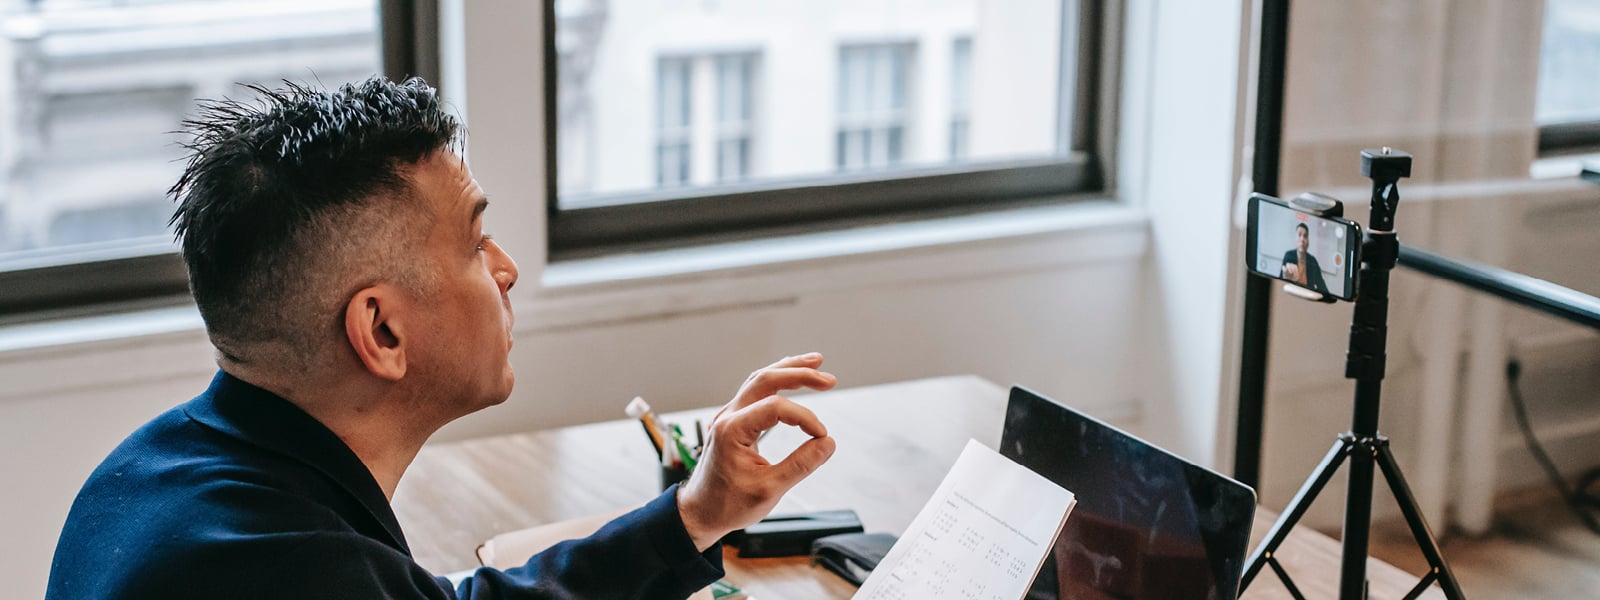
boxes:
[321,409,431,501]
[234,368,439,501]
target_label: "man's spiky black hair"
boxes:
[169,76,460,362]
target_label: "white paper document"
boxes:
[854,439,1076,600]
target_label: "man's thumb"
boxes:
[777,435,836,485]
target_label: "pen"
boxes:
[670,424,697,470]
[638,421,663,460]
[625,397,666,458]
[694,419,705,452]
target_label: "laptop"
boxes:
[1000,386,1257,600]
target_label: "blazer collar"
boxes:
[183,370,411,554]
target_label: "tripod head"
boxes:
[1360,147,1412,233]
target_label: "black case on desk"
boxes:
[725,510,864,558]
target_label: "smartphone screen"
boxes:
[1246,194,1362,300]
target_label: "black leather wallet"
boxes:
[810,532,898,587]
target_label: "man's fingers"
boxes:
[735,367,836,408]
[719,396,827,445]
[760,352,824,372]
[774,435,836,486]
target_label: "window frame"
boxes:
[1538,120,1600,155]
[0,0,428,316]
[545,0,1115,259]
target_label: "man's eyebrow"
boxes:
[468,196,489,225]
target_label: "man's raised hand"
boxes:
[676,353,838,551]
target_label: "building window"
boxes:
[836,44,911,171]
[1537,0,1600,153]
[656,57,693,186]
[547,0,1108,254]
[715,54,755,183]
[0,0,383,314]
[950,37,973,160]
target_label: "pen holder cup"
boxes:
[660,462,691,492]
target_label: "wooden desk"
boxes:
[393,376,1439,599]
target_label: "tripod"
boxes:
[1240,149,1465,600]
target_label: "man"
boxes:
[46,77,838,599]
[1280,222,1329,294]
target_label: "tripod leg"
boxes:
[1242,438,1353,590]
[1374,445,1467,599]
[1342,431,1378,599]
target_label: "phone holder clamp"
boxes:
[1288,192,1343,218]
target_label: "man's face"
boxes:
[409,151,519,413]
[1296,226,1309,251]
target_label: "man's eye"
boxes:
[476,234,493,252]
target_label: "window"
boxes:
[715,54,755,183]
[649,53,758,188]
[1537,0,1600,153]
[656,57,693,187]
[547,0,1111,255]
[836,43,911,171]
[950,37,973,160]
[0,0,387,314]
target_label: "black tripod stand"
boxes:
[1240,149,1465,600]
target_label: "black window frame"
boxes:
[1538,120,1600,156]
[0,0,432,317]
[545,0,1118,259]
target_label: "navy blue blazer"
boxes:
[47,371,723,599]
[1280,249,1330,294]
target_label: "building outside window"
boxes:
[836,43,911,171]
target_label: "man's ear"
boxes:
[344,286,406,381]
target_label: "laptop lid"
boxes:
[1000,386,1257,600]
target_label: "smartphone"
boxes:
[1246,193,1362,301]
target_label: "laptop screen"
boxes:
[1000,387,1257,600]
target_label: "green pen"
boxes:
[670,424,697,471]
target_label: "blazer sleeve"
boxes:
[449,484,724,600]
[123,486,721,600]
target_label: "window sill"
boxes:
[526,199,1148,331]
[0,303,214,403]
[1531,151,1600,180]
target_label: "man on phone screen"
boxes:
[1280,222,1329,294]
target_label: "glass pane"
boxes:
[555,0,1073,205]
[951,38,973,114]
[1537,0,1600,124]
[658,57,692,130]
[0,0,381,265]
[716,54,752,124]
[950,37,972,160]
[716,137,749,182]
[950,119,970,160]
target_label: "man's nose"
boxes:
[492,241,518,293]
